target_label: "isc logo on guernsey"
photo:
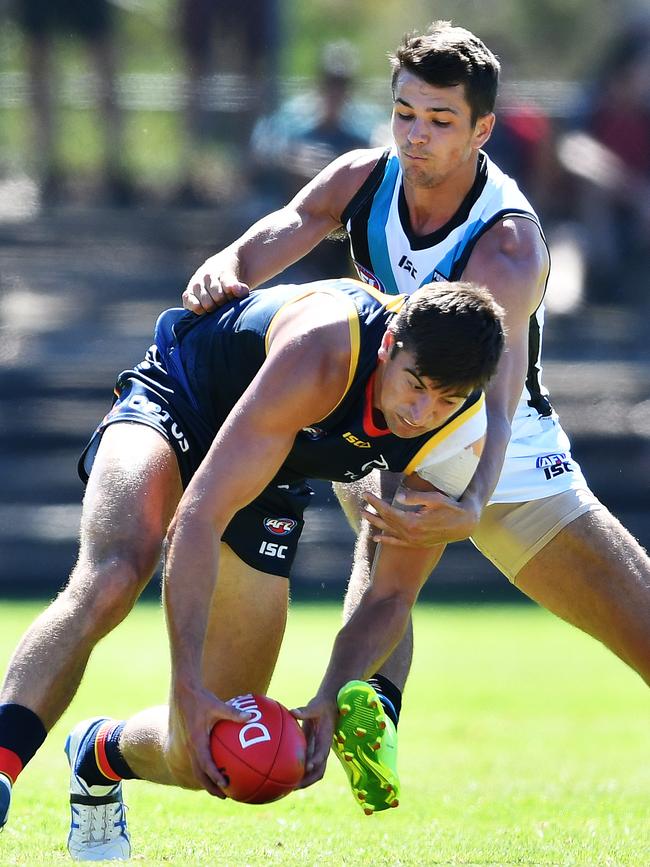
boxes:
[228,694,271,749]
[343,431,371,448]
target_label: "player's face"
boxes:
[375,336,469,439]
[391,70,494,189]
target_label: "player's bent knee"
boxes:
[65,555,155,638]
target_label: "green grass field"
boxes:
[0,600,648,866]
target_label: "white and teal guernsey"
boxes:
[341,148,587,502]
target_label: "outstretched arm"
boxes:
[182,148,382,312]
[163,297,352,793]
[294,474,444,786]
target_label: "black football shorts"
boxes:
[78,345,312,578]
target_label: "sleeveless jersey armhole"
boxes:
[341,148,391,226]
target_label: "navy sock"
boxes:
[368,674,402,727]
[75,719,139,787]
[0,703,47,783]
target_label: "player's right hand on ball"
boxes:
[175,683,251,796]
[183,254,250,314]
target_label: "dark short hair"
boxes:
[390,21,500,123]
[389,281,505,393]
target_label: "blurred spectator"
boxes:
[12,0,134,206]
[484,54,582,315]
[486,97,560,222]
[175,0,280,205]
[250,40,382,205]
[483,38,563,223]
[248,40,383,278]
[558,22,650,304]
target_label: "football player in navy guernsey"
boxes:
[181,20,650,815]
[0,277,504,858]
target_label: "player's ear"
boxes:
[473,112,495,149]
[378,329,395,362]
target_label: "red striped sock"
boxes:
[0,747,23,785]
[0,704,47,783]
[94,722,123,783]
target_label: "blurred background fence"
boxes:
[0,0,648,600]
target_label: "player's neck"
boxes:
[403,155,479,236]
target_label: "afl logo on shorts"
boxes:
[264,518,297,536]
[535,452,567,468]
[536,452,573,481]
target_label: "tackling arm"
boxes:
[458,217,549,515]
[361,217,549,547]
[182,149,383,312]
[295,472,444,784]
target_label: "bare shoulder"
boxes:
[464,216,549,318]
[266,290,354,390]
[293,146,387,224]
[478,215,547,261]
[327,146,388,184]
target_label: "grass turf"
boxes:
[0,600,647,865]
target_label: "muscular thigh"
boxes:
[472,488,603,583]
[515,507,650,673]
[78,422,183,574]
[200,543,290,701]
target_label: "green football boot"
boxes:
[332,680,400,815]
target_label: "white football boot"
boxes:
[65,718,131,861]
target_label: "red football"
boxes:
[210,693,306,804]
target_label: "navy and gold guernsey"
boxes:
[79,278,486,578]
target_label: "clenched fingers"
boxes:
[182,275,250,314]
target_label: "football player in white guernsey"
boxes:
[182,21,650,813]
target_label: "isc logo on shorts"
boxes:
[536,452,573,480]
[258,541,288,559]
[259,518,296,559]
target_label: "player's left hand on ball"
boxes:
[175,683,251,796]
[362,488,480,546]
[291,696,337,788]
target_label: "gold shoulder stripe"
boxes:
[358,282,407,313]
[331,277,407,314]
[264,283,362,423]
[264,287,317,355]
[403,392,486,475]
[311,286,360,422]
